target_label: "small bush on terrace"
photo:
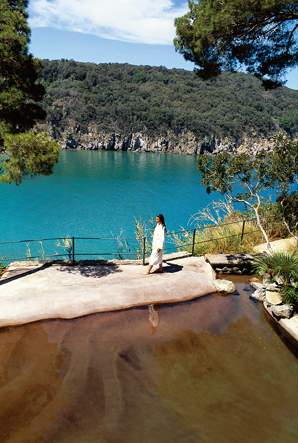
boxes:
[253,252,298,309]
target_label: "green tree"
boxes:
[0,0,59,184]
[198,134,298,248]
[41,59,298,143]
[0,131,60,184]
[253,252,298,308]
[174,0,298,87]
[277,191,298,240]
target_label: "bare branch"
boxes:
[233,197,253,208]
[286,23,298,53]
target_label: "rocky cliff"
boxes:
[41,60,298,155]
[42,122,276,155]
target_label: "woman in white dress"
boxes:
[146,214,166,275]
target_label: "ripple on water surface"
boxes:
[0,284,297,443]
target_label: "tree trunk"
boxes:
[282,219,298,242]
[253,206,272,252]
[280,198,298,242]
[233,192,272,252]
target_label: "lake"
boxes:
[0,151,217,261]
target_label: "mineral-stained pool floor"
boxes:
[0,283,297,443]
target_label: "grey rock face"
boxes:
[205,253,254,275]
[250,282,263,291]
[250,288,265,302]
[65,134,78,149]
[265,290,283,306]
[39,122,280,156]
[214,279,236,294]
[271,304,293,319]
[264,283,279,291]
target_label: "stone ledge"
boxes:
[205,253,254,274]
[263,302,298,348]
[0,251,192,284]
[0,256,216,328]
[205,253,254,266]
[254,237,297,254]
[0,261,51,284]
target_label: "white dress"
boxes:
[149,224,166,266]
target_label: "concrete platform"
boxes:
[0,257,216,328]
[263,302,298,347]
[0,261,50,283]
[205,253,254,267]
[254,237,297,254]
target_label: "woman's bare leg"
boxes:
[146,265,153,275]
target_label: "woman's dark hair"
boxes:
[157,214,166,230]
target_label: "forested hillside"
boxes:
[41,60,298,153]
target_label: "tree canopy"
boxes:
[174,0,298,87]
[0,131,59,184]
[0,0,45,134]
[198,134,298,245]
[41,60,298,141]
[0,0,59,184]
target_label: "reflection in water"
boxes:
[0,284,297,443]
[148,304,160,333]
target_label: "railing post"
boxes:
[191,229,196,256]
[142,237,146,266]
[72,236,75,264]
[240,220,246,244]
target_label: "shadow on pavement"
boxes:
[58,262,122,278]
[162,262,183,273]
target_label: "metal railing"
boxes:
[157,218,260,263]
[0,218,262,266]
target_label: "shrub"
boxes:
[253,252,298,309]
[173,219,262,255]
[135,198,297,258]
[281,286,298,310]
[253,252,298,284]
[0,262,5,276]
[258,202,288,240]
[56,237,73,261]
[134,217,155,259]
[277,192,298,239]
[1,131,59,185]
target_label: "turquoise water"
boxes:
[0,151,216,260]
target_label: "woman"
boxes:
[146,214,166,275]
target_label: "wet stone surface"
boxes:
[0,283,297,443]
